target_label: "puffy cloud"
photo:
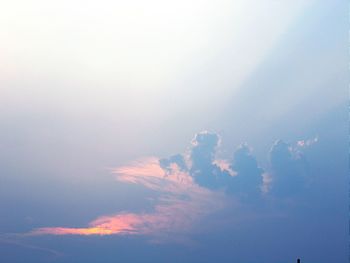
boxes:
[189,131,232,189]
[268,140,309,197]
[27,132,316,241]
[28,131,254,241]
[227,144,264,200]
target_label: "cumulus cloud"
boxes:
[28,132,316,241]
[190,131,232,189]
[227,144,264,200]
[189,131,225,188]
[267,139,310,197]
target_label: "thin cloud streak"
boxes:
[30,213,142,236]
[0,236,62,257]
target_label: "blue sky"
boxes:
[0,1,348,262]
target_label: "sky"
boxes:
[0,1,348,263]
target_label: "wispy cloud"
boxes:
[30,157,227,241]
[0,235,62,258]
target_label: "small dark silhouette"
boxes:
[297,259,301,263]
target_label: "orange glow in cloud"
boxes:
[30,157,226,240]
[31,227,114,236]
[31,213,143,236]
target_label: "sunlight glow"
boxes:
[0,0,313,119]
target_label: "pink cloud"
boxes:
[30,157,227,241]
[213,159,236,177]
[30,213,143,236]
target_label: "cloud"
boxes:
[30,157,227,242]
[189,131,232,189]
[261,172,272,194]
[227,144,264,200]
[213,159,236,177]
[30,213,139,236]
[267,139,311,197]
[0,236,61,257]
[159,154,188,173]
[27,132,316,241]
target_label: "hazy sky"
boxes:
[0,1,348,263]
